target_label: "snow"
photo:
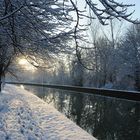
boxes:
[0,85,96,140]
[102,82,113,89]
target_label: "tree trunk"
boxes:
[0,65,5,92]
[135,64,140,91]
[0,74,2,92]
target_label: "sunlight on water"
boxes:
[20,85,25,89]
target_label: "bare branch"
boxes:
[0,5,24,22]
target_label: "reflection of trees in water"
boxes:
[26,86,140,140]
[66,93,84,125]
[53,92,140,140]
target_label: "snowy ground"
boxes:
[0,85,96,140]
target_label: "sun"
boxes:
[18,59,28,65]
[18,58,37,72]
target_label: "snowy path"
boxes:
[0,85,96,140]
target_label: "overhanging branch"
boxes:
[0,5,24,22]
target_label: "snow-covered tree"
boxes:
[0,0,73,91]
[117,24,140,90]
[70,54,84,86]
[0,0,139,91]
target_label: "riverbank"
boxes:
[0,85,96,140]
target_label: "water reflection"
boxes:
[25,86,140,140]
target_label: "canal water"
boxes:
[25,86,140,140]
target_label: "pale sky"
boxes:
[117,0,140,19]
[76,0,140,39]
[69,0,140,42]
[74,0,140,28]
[77,0,140,19]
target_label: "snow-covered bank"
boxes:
[0,85,96,140]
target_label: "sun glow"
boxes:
[18,58,37,72]
[20,85,25,89]
[18,59,28,65]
